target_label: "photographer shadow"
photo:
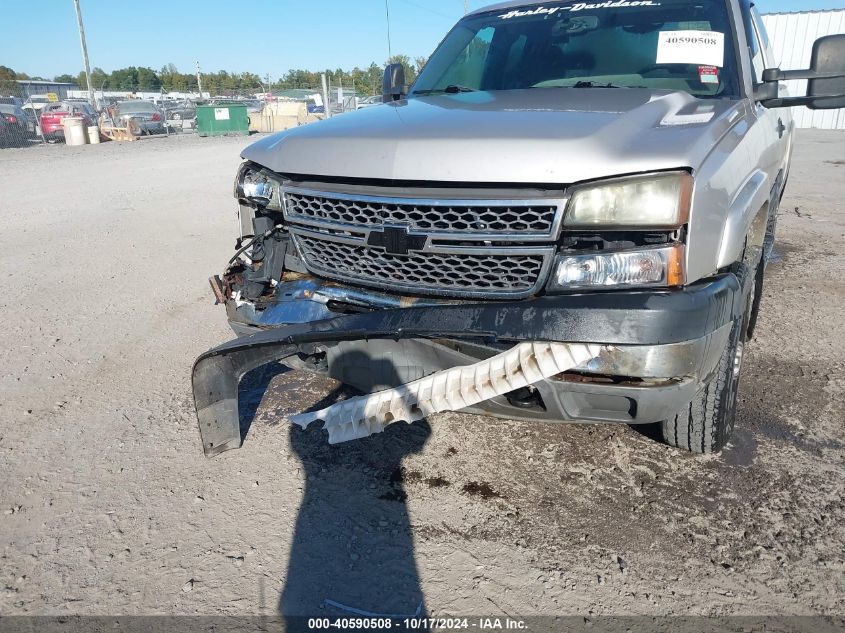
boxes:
[263,350,430,625]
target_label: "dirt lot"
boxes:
[0,131,843,620]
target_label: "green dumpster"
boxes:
[196,104,249,137]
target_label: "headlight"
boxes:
[565,172,692,228]
[235,163,278,206]
[548,244,685,291]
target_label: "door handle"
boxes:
[777,118,786,139]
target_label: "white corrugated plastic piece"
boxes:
[289,342,607,444]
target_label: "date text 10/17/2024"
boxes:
[307,617,529,630]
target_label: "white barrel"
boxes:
[87,125,100,144]
[62,116,88,146]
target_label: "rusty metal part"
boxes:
[208,276,227,305]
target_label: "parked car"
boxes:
[356,95,382,109]
[163,99,197,122]
[111,100,165,134]
[0,104,34,141]
[192,0,845,457]
[0,113,18,147]
[39,101,96,141]
[21,102,47,129]
[305,100,324,114]
[240,99,263,114]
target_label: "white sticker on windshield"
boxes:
[656,31,725,68]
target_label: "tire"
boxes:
[661,265,754,454]
[746,259,766,340]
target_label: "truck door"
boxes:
[743,1,791,195]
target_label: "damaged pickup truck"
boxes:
[193,0,845,456]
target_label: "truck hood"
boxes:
[242,88,746,185]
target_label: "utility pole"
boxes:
[72,0,96,108]
[321,73,331,119]
[464,0,469,14]
[196,61,203,98]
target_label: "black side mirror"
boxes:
[382,63,406,102]
[759,34,845,109]
[807,34,845,109]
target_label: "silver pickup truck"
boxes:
[193,0,845,457]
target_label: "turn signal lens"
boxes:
[549,244,685,291]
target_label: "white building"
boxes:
[762,9,845,130]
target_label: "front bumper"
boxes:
[193,273,742,456]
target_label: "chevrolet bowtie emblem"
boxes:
[366,226,427,255]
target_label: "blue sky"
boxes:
[1,0,843,78]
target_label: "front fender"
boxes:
[717,169,770,269]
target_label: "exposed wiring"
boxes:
[226,224,283,267]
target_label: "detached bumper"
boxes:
[193,274,741,456]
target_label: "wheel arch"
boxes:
[716,169,770,270]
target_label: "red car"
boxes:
[39,101,97,141]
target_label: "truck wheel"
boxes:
[661,261,756,454]
[745,259,766,339]
[661,315,746,453]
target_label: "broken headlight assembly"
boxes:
[235,162,281,209]
[221,163,288,302]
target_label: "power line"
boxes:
[385,0,393,59]
[398,0,455,19]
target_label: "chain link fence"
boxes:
[1,75,380,149]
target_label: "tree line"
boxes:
[1,55,427,98]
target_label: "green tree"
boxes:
[54,74,75,83]
[110,67,140,91]
[136,67,160,91]
[2,56,427,99]
[90,67,108,91]
[387,54,417,85]
[0,66,21,96]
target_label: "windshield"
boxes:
[411,0,739,98]
[117,101,158,114]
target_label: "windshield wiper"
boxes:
[414,84,478,95]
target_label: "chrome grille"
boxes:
[282,186,565,299]
[293,233,547,297]
[283,188,560,237]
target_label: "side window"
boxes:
[438,26,494,89]
[741,1,767,82]
[751,6,772,59]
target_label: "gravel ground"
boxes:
[0,131,842,619]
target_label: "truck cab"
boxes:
[192,0,845,456]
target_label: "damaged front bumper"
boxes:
[192,273,741,456]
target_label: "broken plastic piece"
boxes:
[290,342,607,444]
